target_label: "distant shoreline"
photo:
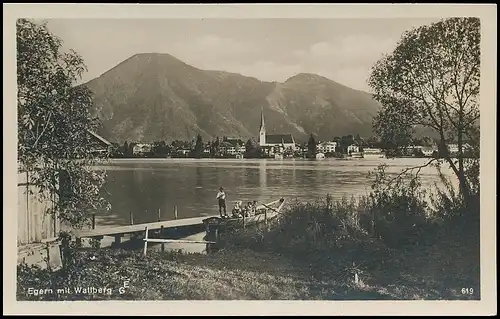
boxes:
[93,156,439,164]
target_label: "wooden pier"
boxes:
[73,199,286,251]
[73,214,220,248]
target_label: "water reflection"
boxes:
[94,158,456,227]
[259,160,267,190]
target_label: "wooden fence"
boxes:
[17,170,60,246]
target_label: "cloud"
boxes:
[288,35,399,91]
[169,34,259,65]
[166,35,303,83]
[308,35,397,66]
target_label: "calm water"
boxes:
[92,158,456,227]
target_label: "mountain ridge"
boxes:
[83,53,382,144]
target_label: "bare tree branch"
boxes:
[32,111,53,148]
[382,157,439,192]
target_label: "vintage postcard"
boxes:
[3,3,497,316]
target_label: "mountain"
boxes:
[83,53,382,144]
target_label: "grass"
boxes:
[17,211,479,301]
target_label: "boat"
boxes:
[349,151,364,158]
[362,148,385,159]
[315,152,326,160]
[202,198,286,241]
[362,153,385,159]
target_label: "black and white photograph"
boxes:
[4,3,497,316]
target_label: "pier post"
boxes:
[129,212,134,225]
[92,214,96,230]
[264,209,268,225]
[143,226,149,256]
[174,206,178,220]
[243,213,246,229]
[113,234,122,247]
[158,208,161,222]
[160,225,165,252]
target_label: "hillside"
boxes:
[83,53,382,143]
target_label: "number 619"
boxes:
[461,288,474,294]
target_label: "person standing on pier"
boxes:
[216,187,228,218]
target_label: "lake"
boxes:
[93,157,456,227]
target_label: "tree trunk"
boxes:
[439,132,470,203]
[456,125,470,204]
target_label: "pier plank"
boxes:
[73,201,281,239]
[74,214,219,238]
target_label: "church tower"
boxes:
[259,107,266,147]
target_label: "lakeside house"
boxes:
[317,141,337,154]
[316,152,326,159]
[347,144,360,154]
[447,144,459,154]
[87,130,113,155]
[363,147,385,158]
[421,146,437,157]
[220,137,245,156]
[133,143,153,156]
[258,109,296,156]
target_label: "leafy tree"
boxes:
[355,134,365,147]
[17,19,110,228]
[151,140,168,158]
[366,136,381,148]
[128,142,137,157]
[421,136,435,147]
[193,133,203,158]
[307,133,317,158]
[110,142,123,158]
[122,141,129,157]
[213,136,221,157]
[244,138,261,158]
[368,17,480,203]
[372,98,415,156]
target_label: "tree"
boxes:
[307,133,317,158]
[372,98,415,157]
[110,142,123,158]
[152,140,168,158]
[369,17,480,204]
[213,136,221,157]
[193,133,203,158]
[122,141,129,157]
[244,138,261,158]
[17,19,110,228]
[366,135,381,148]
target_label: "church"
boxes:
[258,109,296,154]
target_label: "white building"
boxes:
[347,144,360,154]
[323,141,337,153]
[363,147,384,158]
[420,146,436,157]
[133,143,152,155]
[447,144,459,154]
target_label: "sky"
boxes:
[45,18,440,92]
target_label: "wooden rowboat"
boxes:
[202,198,286,239]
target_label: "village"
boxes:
[94,110,466,160]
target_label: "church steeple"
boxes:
[259,107,266,132]
[259,107,266,146]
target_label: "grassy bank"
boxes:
[17,168,480,301]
